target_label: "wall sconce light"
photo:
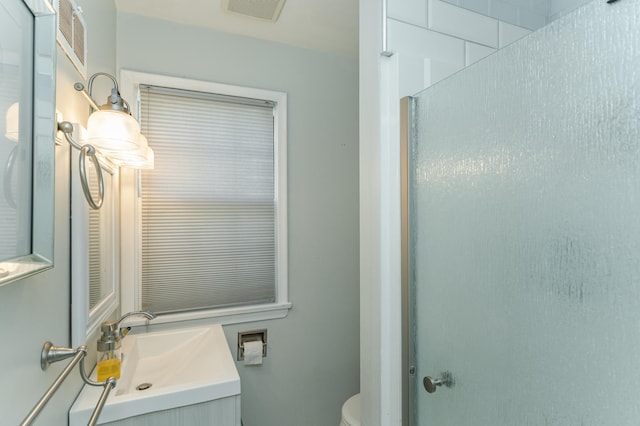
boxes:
[104,134,155,169]
[57,72,154,210]
[3,103,19,209]
[5,102,19,142]
[81,73,141,152]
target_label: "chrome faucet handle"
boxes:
[98,311,157,345]
[97,312,156,352]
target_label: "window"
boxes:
[71,126,119,346]
[120,71,289,325]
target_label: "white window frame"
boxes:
[119,70,290,326]
[70,124,120,346]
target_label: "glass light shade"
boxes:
[85,109,141,151]
[104,134,154,169]
[5,102,19,142]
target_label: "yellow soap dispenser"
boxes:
[96,321,122,382]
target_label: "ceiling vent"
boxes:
[221,0,287,22]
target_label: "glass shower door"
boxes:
[405,0,640,424]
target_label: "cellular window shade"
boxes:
[139,85,276,314]
[88,161,106,310]
[88,199,101,308]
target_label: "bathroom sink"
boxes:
[69,324,240,425]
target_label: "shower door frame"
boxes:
[400,95,413,426]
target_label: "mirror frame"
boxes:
[0,0,56,287]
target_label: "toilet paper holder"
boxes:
[237,329,268,361]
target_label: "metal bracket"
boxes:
[40,342,82,371]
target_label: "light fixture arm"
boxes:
[73,82,101,111]
[87,72,119,97]
[58,121,104,210]
[76,72,131,115]
[74,72,127,114]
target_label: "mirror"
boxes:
[0,0,56,287]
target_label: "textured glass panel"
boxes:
[409,1,640,425]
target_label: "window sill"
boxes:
[125,302,292,327]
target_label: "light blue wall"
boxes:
[0,7,359,424]
[116,13,360,426]
[0,0,117,424]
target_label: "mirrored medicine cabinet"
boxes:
[0,0,56,287]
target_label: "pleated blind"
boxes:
[88,204,101,308]
[87,163,114,311]
[88,161,103,310]
[139,85,277,314]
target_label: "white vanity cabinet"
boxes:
[69,324,241,426]
[100,395,241,426]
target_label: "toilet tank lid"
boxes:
[342,393,361,425]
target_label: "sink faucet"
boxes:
[97,311,157,352]
[114,311,157,337]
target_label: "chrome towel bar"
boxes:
[21,343,87,426]
[88,377,117,426]
[21,341,118,426]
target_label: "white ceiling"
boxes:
[113,0,359,56]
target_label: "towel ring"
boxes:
[79,144,104,210]
[58,121,104,210]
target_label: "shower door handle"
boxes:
[423,371,455,393]
[423,376,442,393]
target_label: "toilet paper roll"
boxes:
[243,341,263,366]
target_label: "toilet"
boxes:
[340,393,361,426]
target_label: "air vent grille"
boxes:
[59,0,73,46]
[222,0,287,22]
[54,0,87,76]
[73,17,85,66]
